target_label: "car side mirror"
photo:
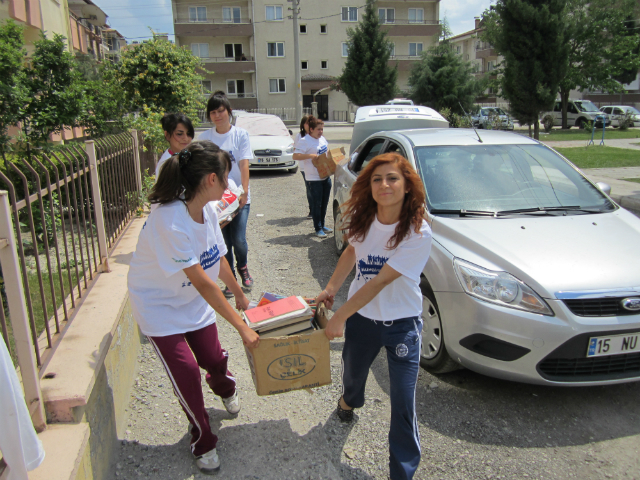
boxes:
[288,129,293,135]
[596,182,611,196]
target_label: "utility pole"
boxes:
[288,0,303,123]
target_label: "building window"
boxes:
[456,46,461,54]
[300,24,307,34]
[342,42,349,57]
[267,42,285,57]
[301,60,308,69]
[321,60,328,69]
[269,78,286,94]
[189,6,206,22]
[408,8,424,23]
[201,80,212,93]
[342,6,358,22]
[224,43,244,59]
[227,79,246,97]
[409,43,423,57]
[223,6,241,23]
[388,42,395,57]
[266,5,283,21]
[378,8,394,24]
[191,43,209,58]
[320,24,327,34]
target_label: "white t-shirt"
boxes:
[198,125,253,203]
[348,217,432,321]
[294,135,329,181]
[127,201,228,337]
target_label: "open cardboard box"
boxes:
[244,303,331,396]
[312,147,346,179]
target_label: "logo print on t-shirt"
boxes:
[200,245,221,271]
[357,254,389,281]
[317,144,328,155]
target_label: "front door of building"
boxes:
[303,94,329,120]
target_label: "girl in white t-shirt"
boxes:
[128,141,259,475]
[293,116,333,237]
[293,115,312,218]
[316,153,432,480]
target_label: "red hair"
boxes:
[342,153,425,250]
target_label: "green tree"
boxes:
[557,0,640,129]
[21,33,86,149]
[408,41,485,114]
[338,0,398,106]
[0,20,28,161]
[483,0,569,140]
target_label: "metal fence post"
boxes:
[0,191,47,432]
[85,140,110,273]
[131,129,142,191]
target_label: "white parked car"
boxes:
[333,107,640,386]
[385,98,414,105]
[233,111,297,173]
[599,105,640,128]
[471,107,514,130]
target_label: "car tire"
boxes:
[333,205,347,256]
[419,278,461,374]
[578,118,588,129]
[289,165,299,174]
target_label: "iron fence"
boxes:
[333,110,348,122]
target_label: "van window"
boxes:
[614,108,624,115]
[353,138,386,174]
[601,107,611,114]
[554,102,561,112]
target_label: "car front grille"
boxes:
[254,149,282,156]
[539,353,640,380]
[563,297,639,317]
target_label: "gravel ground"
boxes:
[115,126,640,480]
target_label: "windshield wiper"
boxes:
[496,206,605,215]
[430,209,497,217]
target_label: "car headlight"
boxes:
[453,258,554,315]
[285,144,294,154]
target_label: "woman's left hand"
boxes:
[238,192,248,208]
[235,293,250,311]
[324,314,346,340]
[240,326,260,348]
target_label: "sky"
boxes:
[92,0,494,43]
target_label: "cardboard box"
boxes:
[312,146,346,179]
[244,304,331,396]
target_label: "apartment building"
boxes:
[172,0,440,121]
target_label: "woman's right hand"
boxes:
[240,326,260,349]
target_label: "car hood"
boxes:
[249,135,293,152]
[431,209,640,298]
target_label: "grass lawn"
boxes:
[537,128,640,142]
[622,178,640,184]
[554,146,640,169]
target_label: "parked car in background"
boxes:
[471,107,514,130]
[385,98,414,105]
[599,105,640,128]
[543,99,610,129]
[334,109,640,386]
[233,111,297,173]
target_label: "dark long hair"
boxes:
[160,113,194,138]
[149,141,231,205]
[206,90,233,121]
[343,153,425,250]
[299,115,310,137]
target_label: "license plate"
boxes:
[587,332,640,357]
[256,157,279,163]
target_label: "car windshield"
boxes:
[414,144,615,214]
[235,115,290,136]
[480,108,507,116]
[575,100,600,113]
[623,107,640,115]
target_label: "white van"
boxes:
[385,98,414,105]
[543,99,610,129]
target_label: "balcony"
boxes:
[174,17,253,37]
[473,69,498,79]
[380,19,440,37]
[388,55,422,71]
[199,56,256,74]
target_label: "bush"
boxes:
[439,107,472,128]
[542,114,555,133]
[618,111,634,130]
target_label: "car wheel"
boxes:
[420,279,461,374]
[289,165,299,174]
[334,206,347,256]
[578,118,588,129]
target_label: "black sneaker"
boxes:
[222,286,234,298]
[238,265,253,288]
[336,399,354,423]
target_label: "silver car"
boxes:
[333,127,640,386]
[472,107,514,130]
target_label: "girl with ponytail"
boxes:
[128,140,259,475]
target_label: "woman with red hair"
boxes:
[317,153,432,480]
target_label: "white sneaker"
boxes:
[222,391,240,414]
[196,448,220,474]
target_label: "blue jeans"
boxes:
[301,171,312,214]
[307,178,331,232]
[342,312,422,480]
[221,203,250,275]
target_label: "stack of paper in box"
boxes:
[243,295,315,338]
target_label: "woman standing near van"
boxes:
[316,153,431,480]
[293,115,312,218]
[198,92,254,295]
[128,141,259,474]
[293,116,333,237]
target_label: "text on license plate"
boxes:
[257,157,279,163]
[587,332,640,357]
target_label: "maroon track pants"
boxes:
[148,322,236,456]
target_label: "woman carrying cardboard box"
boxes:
[127,141,260,475]
[316,153,432,480]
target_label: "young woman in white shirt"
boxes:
[198,92,254,295]
[127,141,260,475]
[156,113,195,179]
[292,116,333,237]
[293,115,312,218]
[316,153,432,480]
